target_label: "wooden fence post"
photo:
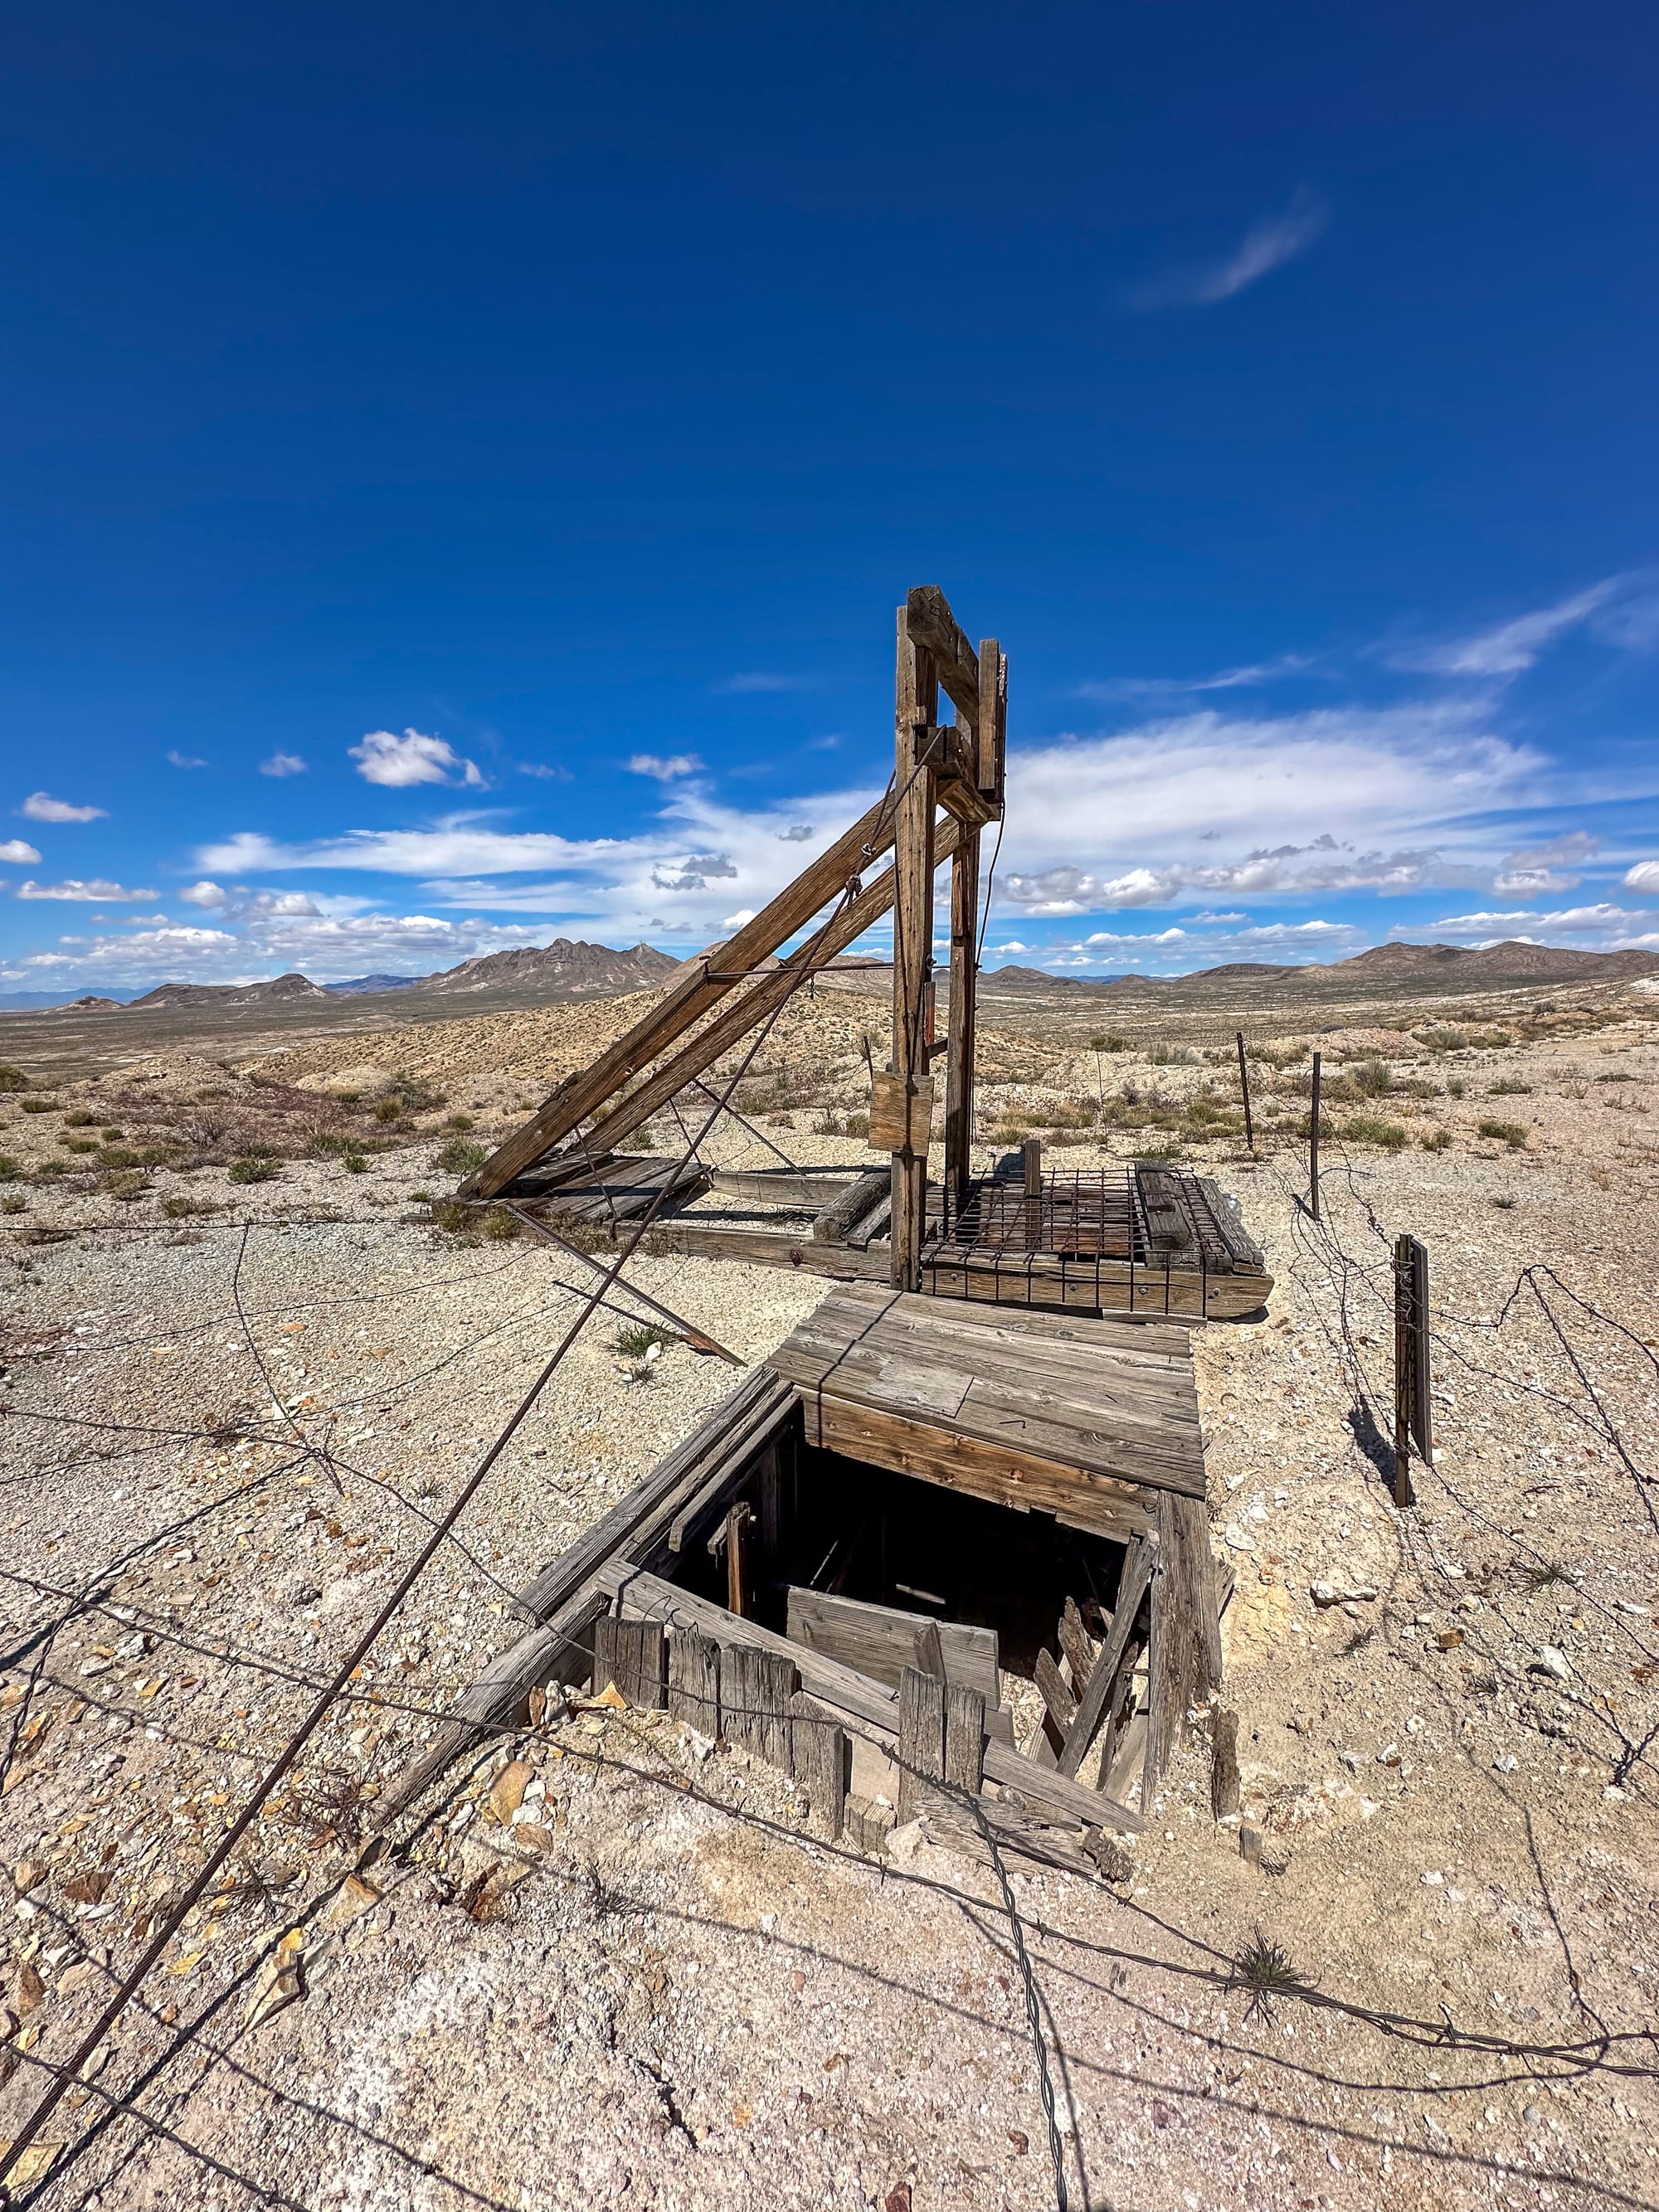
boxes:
[890,605,938,1292]
[1236,1031,1253,1153]
[1309,1051,1321,1221]
[1023,1135,1043,1251]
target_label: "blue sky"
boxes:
[3,0,1659,990]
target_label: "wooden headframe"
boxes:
[460,586,1006,1223]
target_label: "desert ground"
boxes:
[2,965,1657,2210]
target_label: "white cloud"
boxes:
[260,751,308,779]
[722,909,756,928]
[19,792,106,824]
[517,761,572,781]
[628,753,703,780]
[1425,902,1649,941]
[166,750,207,769]
[0,839,41,864]
[180,880,229,907]
[15,879,158,902]
[997,700,1535,910]
[1133,187,1327,309]
[349,728,483,789]
[1084,926,1187,946]
[1073,654,1314,702]
[1395,576,1659,678]
[1623,861,1659,894]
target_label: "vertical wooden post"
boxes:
[724,1500,752,1618]
[890,605,937,1292]
[943,829,980,1204]
[1236,1031,1253,1153]
[897,1663,946,1823]
[1023,1135,1043,1251]
[942,634,1000,1206]
[1309,1051,1322,1221]
[1393,1233,1430,1508]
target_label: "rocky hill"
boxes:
[126,971,332,1009]
[413,940,682,999]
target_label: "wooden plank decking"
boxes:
[766,1282,1204,1542]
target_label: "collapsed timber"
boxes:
[381,1283,1225,1871]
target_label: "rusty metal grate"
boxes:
[932,1167,1151,1264]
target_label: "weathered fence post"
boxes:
[1236,1031,1253,1153]
[1393,1232,1433,1509]
[1309,1051,1321,1222]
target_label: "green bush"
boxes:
[95,1146,137,1169]
[0,1065,28,1092]
[21,1097,56,1114]
[444,1112,474,1132]
[0,1193,25,1213]
[1352,1059,1394,1098]
[613,1321,675,1359]
[59,1135,98,1154]
[63,1108,97,1128]
[435,1136,486,1174]
[373,1095,402,1123]
[1488,1079,1532,1096]
[1342,1114,1408,1151]
[480,1206,518,1241]
[1477,1118,1529,1150]
[1421,1128,1453,1152]
[343,1152,368,1174]
[229,1155,280,1184]
[1091,1034,1130,1054]
[428,1198,469,1234]
[0,1155,18,1182]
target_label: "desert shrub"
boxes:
[373,1096,403,1123]
[21,1097,56,1114]
[162,1196,219,1219]
[228,1155,280,1184]
[1446,1078,1466,1099]
[844,1112,869,1139]
[1477,1119,1529,1150]
[444,1113,474,1132]
[1416,1027,1468,1053]
[435,1136,486,1174]
[1492,1194,1516,1209]
[137,1145,178,1167]
[1596,1072,1637,1084]
[342,1152,368,1174]
[59,1136,98,1155]
[0,1194,24,1213]
[1091,1034,1130,1054]
[428,1198,469,1235]
[1342,1114,1408,1151]
[95,1146,137,1169]
[100,1124,124,1138]
[1488,1079,1532,1096]
[1421,1127,1453,1152]
[63,1108,97,1128]
[1352,1060,1394,1098]
[0,1155,18,1181]
[33,1159,71,1179]
[0,1065,27,1092]
[614,1321,675,1359]
[100,1169,149,1202]
[480,1206,518,1241]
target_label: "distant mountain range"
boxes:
[979,940,1659,993]
[0,939,685,1014]
[5,935,1657,1017]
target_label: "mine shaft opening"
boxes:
[662,1416,1131,1690]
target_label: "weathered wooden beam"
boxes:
[905,586,980,730]
[571,818,962,1165]
[462,789,906,1198]
[709,1168,857,1208]
[891,605,937,1292]
[596,1560,1144,1832]
[1142,1490,1223,1795]
[667,1624,721,1738]
[789,1691,849,1842]
[976,639,1005,800]
[943,829,980,1201]
[1034,1648,1078,1736]
[811,1167,891,1244]
[1058,1536,1155,1779]
[897,1663,946,1823]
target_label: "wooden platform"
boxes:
[766,1283,1204,1543]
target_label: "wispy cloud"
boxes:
[628,753,703,781]
[349,729,483,790]
[516,760,572,782]
[15,878,158,902]
[18,792,106,824]
[166,750,207,770]
[1073,654,1314,703]
[1391,573,1659,678]
[260,751,308,779]
[711,673,815,695]
[1132,187,1327,310]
